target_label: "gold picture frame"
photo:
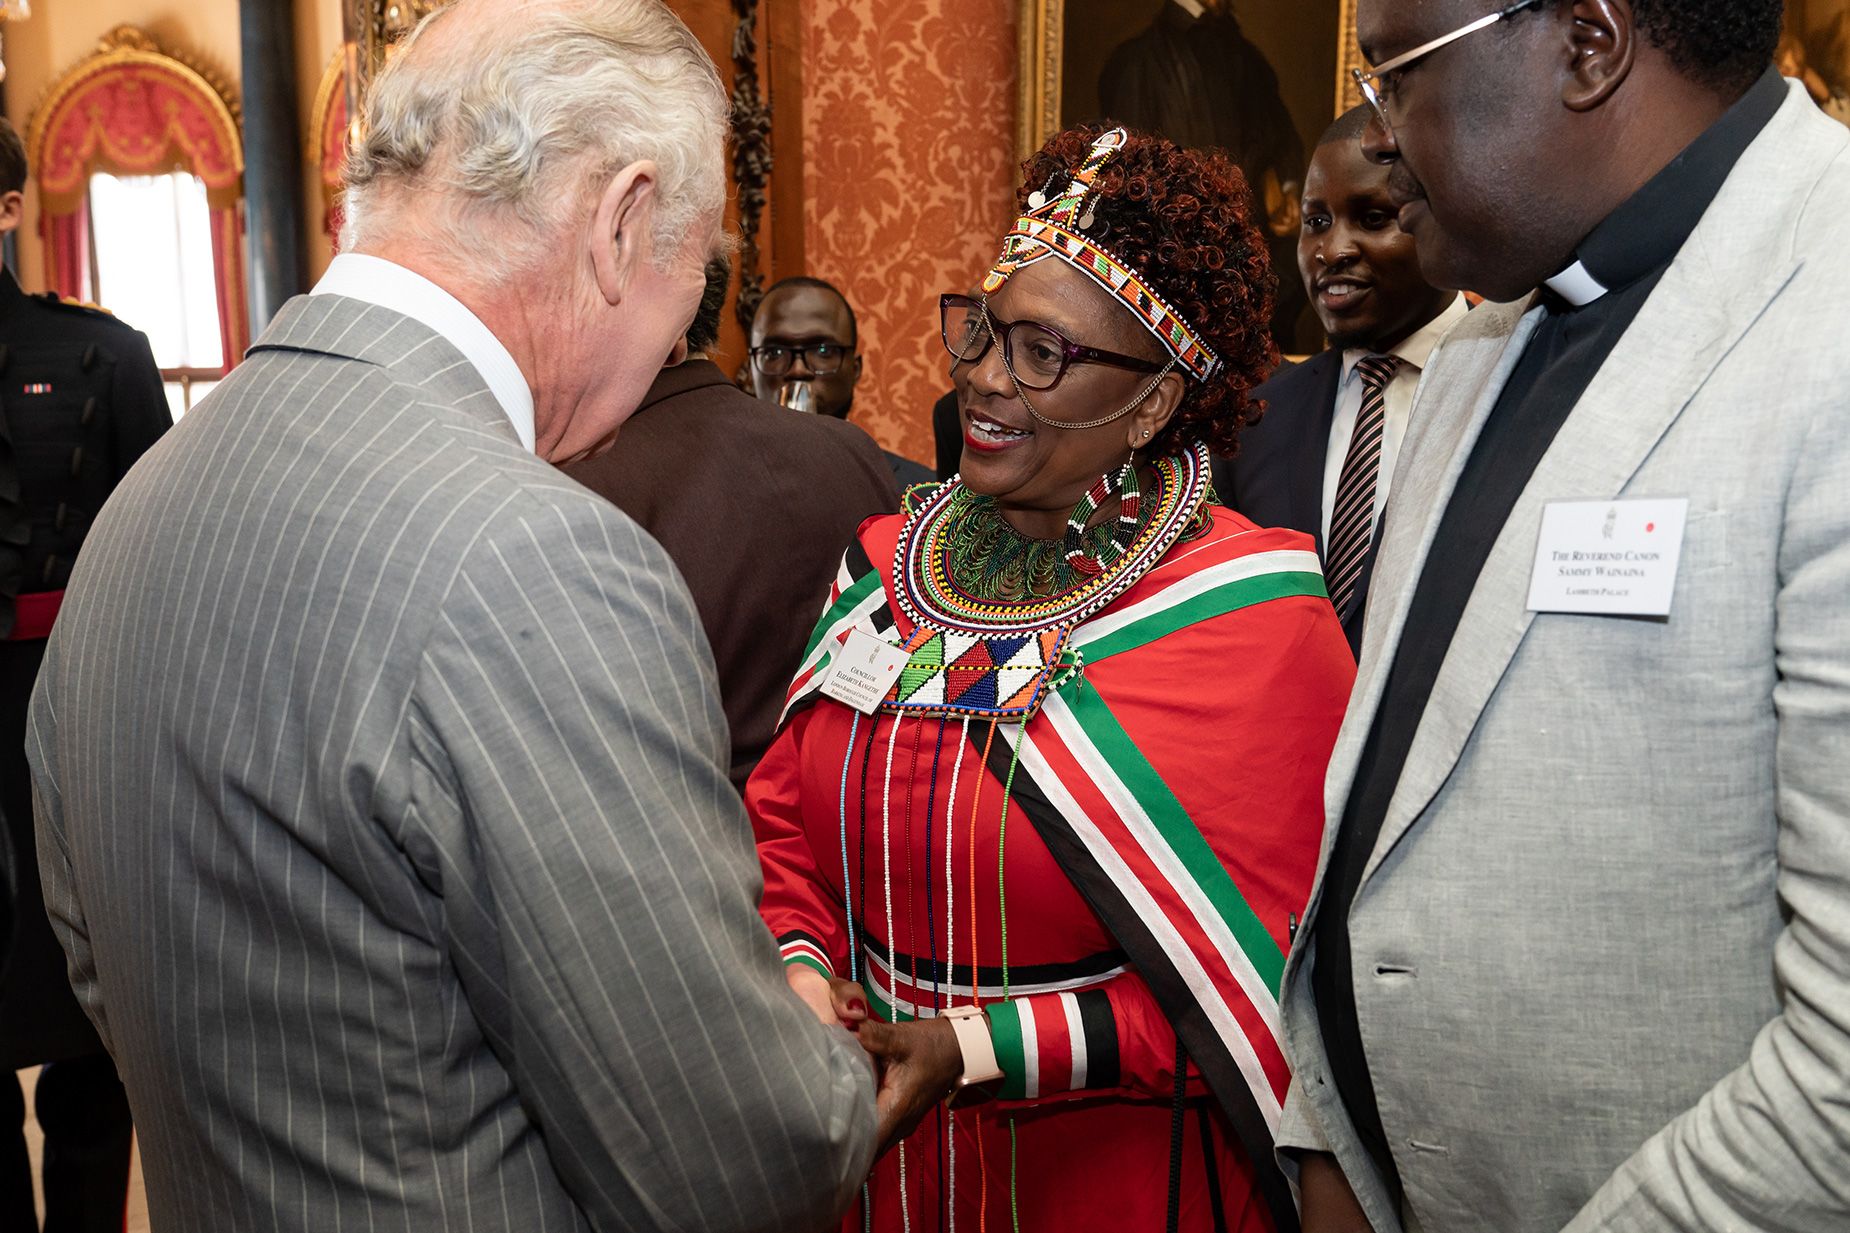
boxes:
[1016,0,1364,161]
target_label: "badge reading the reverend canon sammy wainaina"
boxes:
[1526,498,1690,617]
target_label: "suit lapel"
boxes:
[1309,299,1537,884]
[1282,300,1542,957]
[1296,351,1344,556]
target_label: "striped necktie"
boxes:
[1325,355,1401,624]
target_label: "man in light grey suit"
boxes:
[1283,2,1850,1232]
[24,1,877,1229]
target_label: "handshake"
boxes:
[786,964,983,1156]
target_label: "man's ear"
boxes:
[1561,0,1636,113]
[0,191,25,238]
[852,353,865,384]
[590,161,660,306]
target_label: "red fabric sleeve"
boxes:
[746,706,850,979]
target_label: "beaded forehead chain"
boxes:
[983,127,1222,385]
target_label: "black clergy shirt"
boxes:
[1309,68,1788,1201]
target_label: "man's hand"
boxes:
[784,965,871,1032]
[1298,1151,1372,1233]
[857,1017,964,1157]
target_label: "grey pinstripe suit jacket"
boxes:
[26,294,876,1232]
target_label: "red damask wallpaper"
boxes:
[801,0,1020,467]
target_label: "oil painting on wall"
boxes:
[1020,0,1361,351]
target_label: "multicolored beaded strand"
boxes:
[995,727,1028,1231]
[944,718,972,1233]
[878,718,913,1233]
[838,712,863,980]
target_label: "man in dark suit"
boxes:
[565,261,898,790]
[748,276,934,490]
[1215,105,1463,656]
[0,116,168,1233]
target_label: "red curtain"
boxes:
[39,201,90,301]
[30,38,249,374]
[209,204,248,372]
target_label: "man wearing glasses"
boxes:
[749,276,935,489]
[1280,3,1850,1233]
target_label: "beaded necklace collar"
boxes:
[895,443,1209,636]
[878,443,1211,722]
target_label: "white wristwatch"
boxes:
[940,1005,1004,1087]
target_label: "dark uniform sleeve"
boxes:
[105,326,170,477]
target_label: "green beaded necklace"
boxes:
[937,485,1159,604]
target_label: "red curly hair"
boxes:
[1015,124,1278,459]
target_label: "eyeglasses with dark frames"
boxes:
[749,342,853,377]
[1352,0,1549,134]
[938,293,1164,393]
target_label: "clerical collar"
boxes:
[1160,0,1214,30]
[1542,67,1787,309]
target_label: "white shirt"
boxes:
[310,253,536,452]
[1319,295,1471,545]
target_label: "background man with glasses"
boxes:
[1279,2,1850,1232]
[749,275,935,488]
[565,259,896,791]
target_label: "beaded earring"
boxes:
[1063,456,1142,577]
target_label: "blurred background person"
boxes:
[749,275,935,490]
[563,257,897,791]
[0,115,166,1233]
[26,2,876,1230]
[1214,105,1463,657]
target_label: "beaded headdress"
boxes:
[983,127,1222,385]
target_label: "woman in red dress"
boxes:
[748,124,1354,1233]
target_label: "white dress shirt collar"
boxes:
[311,253,536,452]
[1340,293,1470,383]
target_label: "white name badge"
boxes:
[1527,498,1690,617]
[820,628,910,714]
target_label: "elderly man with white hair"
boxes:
[23,0,877,1229]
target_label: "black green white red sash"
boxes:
[969,543,1323,1233]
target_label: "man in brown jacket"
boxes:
[565,261,898,790]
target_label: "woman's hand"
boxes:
[784,964,871,1032]
[857,1017,965,1157]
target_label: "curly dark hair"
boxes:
[1633,0,1783,93]
[1016,123,1277,460]
[1510,0,1782,94]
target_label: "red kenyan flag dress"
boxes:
[748,483,1353,1233]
